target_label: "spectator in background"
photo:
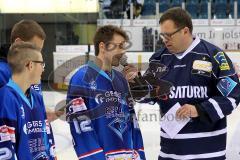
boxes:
[126,0,143,18]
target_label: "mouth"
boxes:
[114,54,124,60]
[166,44,172,48]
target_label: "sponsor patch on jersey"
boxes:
[69,98,87,114]
[214,51,230,71]
[192,60,212,77]
[106,151,134,160]
[193,60,212,72]
[0,125,15,143]
[217,77,237,96]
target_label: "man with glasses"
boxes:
[0,19,63,121]
[0,42,56,160]
[67,25,145,160]
[124,7,240,160]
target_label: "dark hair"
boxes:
[93,25,129,56]
[8,41,41,73]
[10,19,46,43]
[159,7,193,33]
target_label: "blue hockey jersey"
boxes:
[0,79,56,160]
[0,59,11,88]
[67,61,145,160]
[149,37,240,160]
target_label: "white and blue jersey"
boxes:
[0,80,56,160]
[149,37,240,160]
[67,61,145,160]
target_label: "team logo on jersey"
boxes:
[192,60,212,77]
[108,118,128,141]
[0,125,15,143]
[89,79,97,90]
[217,77,237,96]
[68,98,87,114]
[214,51,230,71]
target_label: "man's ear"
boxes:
[14,38,23,43]
[99,42,105,54]
[25,61,33,71]
[183,27,189,34]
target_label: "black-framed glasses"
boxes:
[159,26,185,40]
[105,41,132,51]
[32,60,45,68]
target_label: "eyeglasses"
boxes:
[159,26,185,40]
[32,60,45,68]
[105,41,132,51]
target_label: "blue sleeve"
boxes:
[0,92,20,160]
[129,106,146,160]
[66,73,106,160]
[126,80,146,160]
[0,62,11,87]
[199,50,240,123]
[37,92,57,159]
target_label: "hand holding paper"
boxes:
[160,102,190,139]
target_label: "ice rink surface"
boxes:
[43,91,240,160]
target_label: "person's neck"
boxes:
[180,36,194,53]
[12,74,30,94]
[96,55,112,72]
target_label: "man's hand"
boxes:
[122,64,138,82]
[176,104,199,119]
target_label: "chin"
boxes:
[112,61,120,67]
[33,79,41,85]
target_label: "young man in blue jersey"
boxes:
[124,7,240,160]
[0,42,56,159]
[67,25,146,160]
[0,19,63,121]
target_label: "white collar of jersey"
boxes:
[87,61,114,81]
[175,36,200,59]
[7,79,34,109]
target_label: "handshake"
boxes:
[124,61,172,101]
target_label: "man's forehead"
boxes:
[111,34,126,42]
[160,21,177,31]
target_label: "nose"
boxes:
[162,37,168,43]
[42,66,45,72]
